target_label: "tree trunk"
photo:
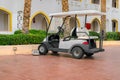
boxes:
[22,0,32,34]
[62,0,70,37]
[101,0,106,31]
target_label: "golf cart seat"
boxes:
[70,27,78,38]
[48,34,60,48]
[70,27,88,39]
[48,34,60,42]
[70,27,98,40]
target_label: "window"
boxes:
[112,20,118,32]
[92,20,99,32]
[112,0,119,8]
[91,19,100,32]
[91,0,100,4]
[32,18,36,23]
[112,21,116,32]
[0,10,9,31]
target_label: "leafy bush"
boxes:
[14,30,23,34]
[0,34,45,45]
[29,29,46,35]
[14,29,46,35]
[1,30,120,45]
[106,32,120,40]
[89,31,100,37]
[0,30,47,45]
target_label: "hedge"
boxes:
[0,30,46,45]
[89,31,100,37]
[0,34,45,45]
[14,29,46,36]
[106,32,120,40]
[89,31,120,40]
[1,30,120,45]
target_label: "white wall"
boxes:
[0,0,24,34]
[31,0,62,16]
[106,0,120,32]
[69,0,100,11]
[0,0,24,13]
[0,0,120,34]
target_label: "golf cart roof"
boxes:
[49,10,105,17]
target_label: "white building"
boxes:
[0,0,120,34]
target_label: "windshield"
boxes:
[47,15,89,39]
[47,17,63,34]
[47,16,80,34]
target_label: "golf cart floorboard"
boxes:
[49,48,68,53]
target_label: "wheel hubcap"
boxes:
[74,50,80,56]
[40,46,45,53]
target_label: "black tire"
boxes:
[85,53,94,57]
[71,47,84,59]
[38,44,48,55]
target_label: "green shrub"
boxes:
[0,34,46,45]
[106,32,120,40]
[14,30,23,34]
[89,31,100,37]
[14,29,46,35]
[29,29,46,34]
[0,29,54,45]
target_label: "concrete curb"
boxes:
[103,41,120,46]
[0,41,120,55]
[0,45,39,55]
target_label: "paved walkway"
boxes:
[0,46,120,80]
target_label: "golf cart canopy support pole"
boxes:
[46,16,53,36]
[84,15,91,49]
[75,14,77,28]
[84,15,87,29]
[61,16,71,28]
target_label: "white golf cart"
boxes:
[38,10,105,59]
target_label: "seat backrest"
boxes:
[70,27,78,38]
[77,27,89,37]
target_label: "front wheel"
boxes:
[38,44,48,55]
[71,47,84,59]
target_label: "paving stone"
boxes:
[0,46,120,80]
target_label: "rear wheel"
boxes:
[71,47,84,59]
[38,44,48,55]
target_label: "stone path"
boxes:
[0,46,120,80]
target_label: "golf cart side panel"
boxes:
[59,39,86,49]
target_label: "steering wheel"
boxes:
[57,26,64,33]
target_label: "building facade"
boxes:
[0,0,120,34]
